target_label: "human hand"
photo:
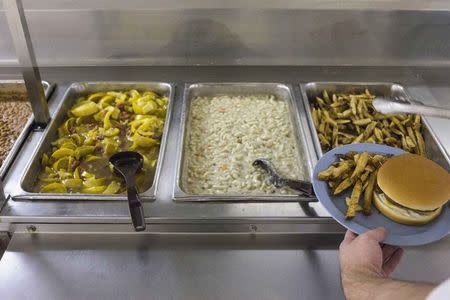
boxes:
[339,227,404,298]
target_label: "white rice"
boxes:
[183,94,304,195]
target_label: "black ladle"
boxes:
[109,151,146,231]
[253,158,316,199]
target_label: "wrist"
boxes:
[341,270,391,300]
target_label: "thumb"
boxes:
[343,230,357,243]
[364,227,386,242]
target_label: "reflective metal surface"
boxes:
[1,228,450,300]
[174,83,317,202]
[0,80,53,180]
[16,81,174,200]
[3,0,49,124]
[301,82,450,171]
[0,230,344,300]
[1,3,450,67]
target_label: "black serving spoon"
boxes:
[110,151,146,231]
[253,158,316,199]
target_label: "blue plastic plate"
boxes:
[313,143,450,246]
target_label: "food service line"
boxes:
[0,67,450,300]
[13,82,447,201]
[1,67,449,229]
[1,80,331,225]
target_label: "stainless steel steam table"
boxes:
[0,66,449,300]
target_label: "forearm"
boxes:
[378,279,435,300]
[342,273,435,300]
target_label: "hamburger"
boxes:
[373,153,450,225]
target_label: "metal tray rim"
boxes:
[14,81,174,200]
[420,117,450,165]
[173,82,317,202]
[0,80,54,180]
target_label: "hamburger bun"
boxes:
[373,192,443,225]
[377,153,450,211]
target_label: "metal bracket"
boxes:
[0,178,5,212]
[4,0,50,127]
[0,232,10,259]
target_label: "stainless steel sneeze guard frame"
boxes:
[3,0,51,125]
[173,83,318,202]
[0,80,53,180]
[12,81,174,200]
[300,82,450,171]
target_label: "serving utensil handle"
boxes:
[284,179,316,199]
[413,104,450,119]
[127,186,146,232]
[373,98,450,119]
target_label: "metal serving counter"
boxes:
[1,66,450,223]
[0,66,449,299]
[0,226,449,300]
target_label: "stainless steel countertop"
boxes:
[0,226,450,300]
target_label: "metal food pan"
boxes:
[0,80,54,179]
[300,82,450,171]
[173,83,318,202]
[15,81,174,200]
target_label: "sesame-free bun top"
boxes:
[377,153,450,211]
